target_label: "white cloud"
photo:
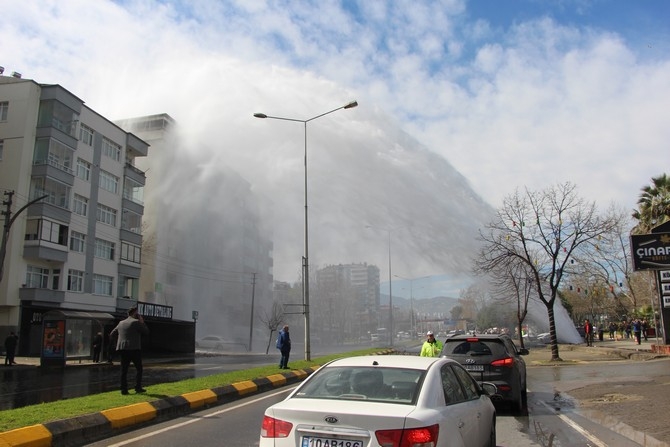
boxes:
[2,0,669,281]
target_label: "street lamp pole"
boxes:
[367,225,394,347]
[254,100,358,361]
[394,274,429,336]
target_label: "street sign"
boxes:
[630,232,670,271]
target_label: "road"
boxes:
[83,359,659,447]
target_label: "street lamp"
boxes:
[254,100,358,361]
[394,275,429,336]
[366,225,394,347]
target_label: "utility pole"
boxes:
[248,272,257,352]
[1,191,48,283]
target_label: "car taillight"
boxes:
[261,415,293,438]
[375,424,439,447]
[490,356,514,367]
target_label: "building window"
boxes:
[69,231,86,253]
[101,137,121,161]
[99,170,119,194]
[123,177,144,204]
[121,210,142,234]
[93,274,113,296]
[24,219,68,245]
[72,194,88,217]
[67,269,85,292]
[37,100,79,137]
[26,265,49,288]
[0,101,8,121]
[76,158,91,181]
[30,176,71,209]
[0,139,4,161]
[94,238,115,260]
[96,204,117,226]
[80,124,94,146]
[121,242,141,263]
[33,138,74,173]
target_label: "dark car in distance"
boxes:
[439,333,529,413]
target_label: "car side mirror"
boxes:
[480,382,498,396]
[518,348,529,355]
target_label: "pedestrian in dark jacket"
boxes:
[110,306,149,395]
[277,325,291,369]
[4,332,18,366]
[92,332,103,363]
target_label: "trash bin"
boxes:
[598,329,604,342]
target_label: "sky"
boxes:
[2,0,670,293]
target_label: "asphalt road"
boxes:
[83,359,654,447]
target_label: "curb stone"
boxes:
[0,367,318,447]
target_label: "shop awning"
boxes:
[43,310,116,321]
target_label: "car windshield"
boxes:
[442,339,507,356]
[293,366,425,405]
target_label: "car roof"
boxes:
[444,334,511,341]
[326,355,449,369]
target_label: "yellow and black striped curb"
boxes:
[0,367,319,447]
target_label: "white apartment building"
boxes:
[0,75,148,356]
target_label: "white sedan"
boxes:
[260,355,497,447]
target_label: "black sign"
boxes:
[630,232,670,271]
[137,302,173,320]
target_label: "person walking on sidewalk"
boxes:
[4,332,18,365]
[420,331,443,357]
[110,306,149,394]
[92,332,103,363]
[276,325,291,369]
[632,319,642,345]
[584,319,593,346]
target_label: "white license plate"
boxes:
[464,365,484,371]
[301,436,363,447]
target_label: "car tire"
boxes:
[215,344,224,350]
[513,385,527,415]
[488,418,496,447]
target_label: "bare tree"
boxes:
[485,260,535,349]
[259,301,286,354]
[476,182,618,360]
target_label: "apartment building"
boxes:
[314,263,380,342]
[0,75,149,356]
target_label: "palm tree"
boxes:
[632,174,670,234]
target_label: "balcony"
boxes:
[19,287,65,304]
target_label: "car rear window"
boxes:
[294,367,425,404]
[442,339,507,357]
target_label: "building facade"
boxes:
[314,263,380,343]
[0,76,149,356]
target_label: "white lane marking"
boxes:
[104,386,296,446]
[538,400,608,447]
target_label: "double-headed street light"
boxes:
[254,100,358,361]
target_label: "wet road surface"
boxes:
[0,352,277,411]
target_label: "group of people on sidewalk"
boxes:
[585,318,651,346]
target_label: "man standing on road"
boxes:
[420,331,443,357]
[277,325,291,369]
[110,306,149,395]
